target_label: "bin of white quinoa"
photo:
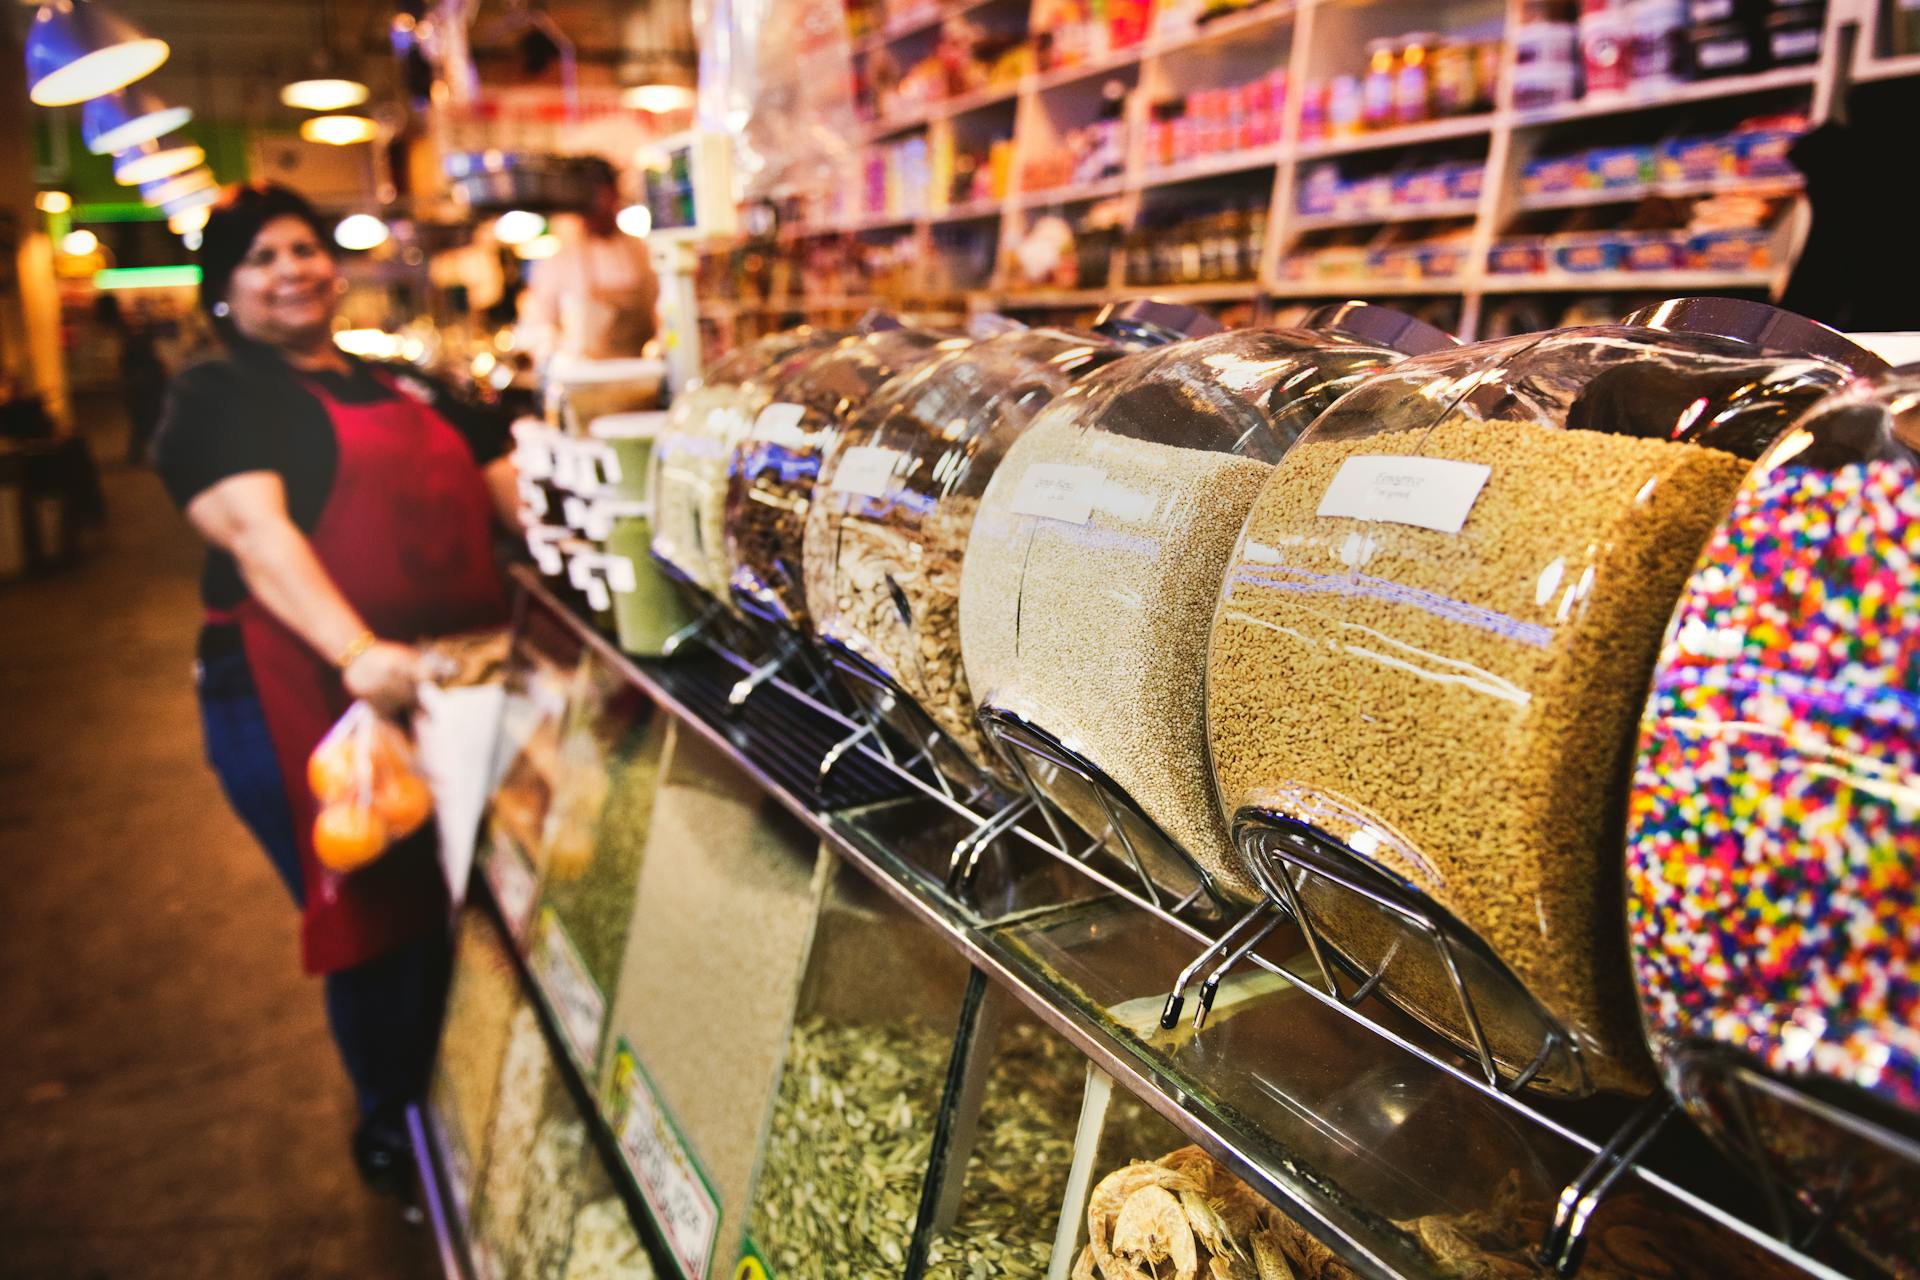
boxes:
[724,322,963,630]
[960,306,1453,908]
[1206,300,1875,1096]
[649,328,844,600]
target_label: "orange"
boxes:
[313,802,389,872]
[308,736,361,801]
[374,772,434,839]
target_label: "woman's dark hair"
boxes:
[198,182,335,341]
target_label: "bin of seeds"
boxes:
[724,322,964,630]
[803,328,1133,784]
[650,328,845,600]
[426,911,522,1228]
[1206,300,1876,1096]
[960,307,1453,907]
[1626,368,1920,1271]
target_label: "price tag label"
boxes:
[749,402,807,445]
[601,552,638,594]
[830,445,903,498]
[530,907,606,1070]
[1008,463,1105,525]
[484,831,539,941]
[1316,454,1491,535]
[607,1039,721,1280]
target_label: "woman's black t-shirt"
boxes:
[153,344,511,613]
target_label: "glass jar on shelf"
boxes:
[959,305,1456,914]
[649,328,847,603]
[1394,32,1436,126]
[1361,40,1398,132]
[805,303,1213,795]
[1206,298,1881,1097]
[725,321,964,631]
[1627,364,1920,1276]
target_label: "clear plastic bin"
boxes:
[959,305,1454,911]
[1628,366,1920,1271]
[427,911,524,1231]
[804,305,1215,788]
[724,322,965,630]
[650,329,845,600]
[1206,298,1879,1096]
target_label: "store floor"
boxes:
[0,400,434,1280]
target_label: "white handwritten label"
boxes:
[1316,454,1491,535]
[750,402,807,445]
[530,907,606,1070]
[830,445,903,498]
[1009,463,1105,525]
[484,831,539,941]
[601,552,638,594]
[608,1040,720,1280]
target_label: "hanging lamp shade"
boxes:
[161,186,220,218]
[25,0,170,107]
[140,168,216,208]
[114,138,206,186]
[83,87,192,155]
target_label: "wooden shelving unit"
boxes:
[705,0,1914,341]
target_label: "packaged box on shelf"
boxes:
[1418,239,1469,279]
[1487,235,1549,275]
[1688,225,1773,271]
[1367,243,1425,281]
[1660,134,1741,184]
[1624,228,1690,272]
[1549,229,1634,273]
[1296,162,1339,216]
[1522,154,1586,197]
[1586,143,1657,190]
[1445,161,1485,203]
[1735,124,1806,179]
[1392,167,1451,208]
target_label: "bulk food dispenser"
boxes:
[650,328,846,609]
[802,302,1217,800]
[1627,366,1920,1272]
[1205,299,1880,1096]
[958,305,1453,914]
[722,321,962,648]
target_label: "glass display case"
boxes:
[958,306,1454,913]
[599,729,826,1279]
[427,911,525,1232]
[527,655,668,1076]
[650,329,846,602]
[468,1000,588,1280]
[480,603,584,946]
[1628,367,1920,1275]
[1205,299,1881,1098]
[742,858,975,1279]
[803,303,1218,794]
[724,323,966,632]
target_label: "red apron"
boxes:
[220,368,508,974]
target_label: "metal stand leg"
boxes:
[659,602,721,657]
[1162,904,1275,1030]
[1539,1094,1675,1276]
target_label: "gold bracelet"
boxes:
[334,629,378,671]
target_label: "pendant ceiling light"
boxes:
[622,83,695,114]
[333,214,391,252]
[83,86,193,155]
[25,0,170,107]
[299,115,379,146]
[163,187,219,219]
[139,167,215,208]
[114,138,206,186]
[168,205,210,235]
[280,78,369,112]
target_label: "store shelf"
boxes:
[499,569,1857,1280]
[991,287,1113,308]
[1018,175,1127,206]
[929,197,1009,224]
[1295,114,1495,159]
[851,0,999,53]
[1857,51,1920,83]
[865,106,938,138]
[1290,199,1482,232]
[1028,42,1148,93]
[1509,66,1819,130]
[1146,0,1294,58]
[1480,269,1775,293]
[1267,275,1468,297]
[1114,279,1262,302]
[1513,176,1803,212]
[1139,145,1283,189]
[934,80,1023,117]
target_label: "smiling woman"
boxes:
[148,182,524,1195]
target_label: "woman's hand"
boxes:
[343,641,424,717]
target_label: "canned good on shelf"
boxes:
[1628,366,1920,1273]
[960,304,1455,912]
[1206,298,1879,1097]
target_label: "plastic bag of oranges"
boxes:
[309,701,435,873]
